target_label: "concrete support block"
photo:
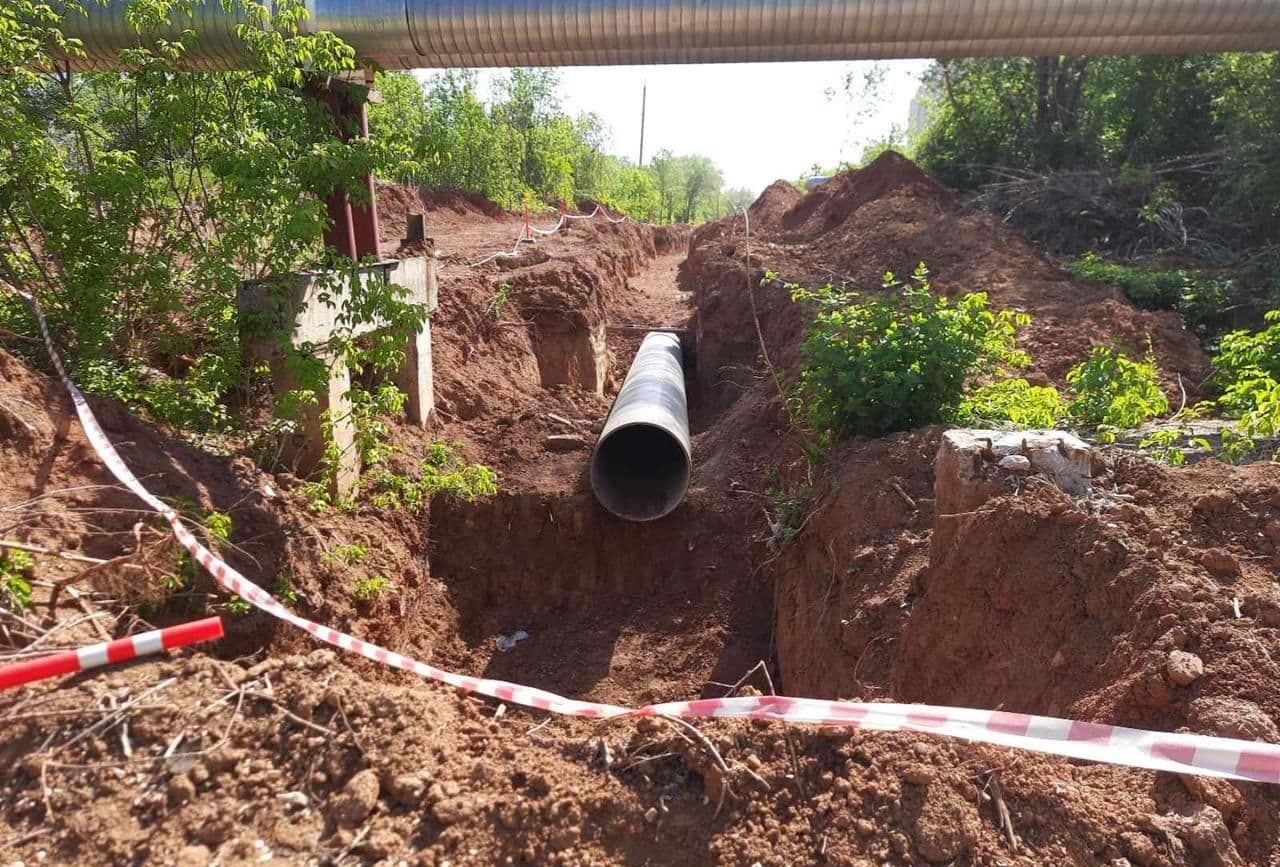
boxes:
[933,428,1094,557]
[936,428,1093,514]
[271,352,359,496]
[239,255,437,488]
[394,315,434,426]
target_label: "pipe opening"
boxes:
[591,423,690,521]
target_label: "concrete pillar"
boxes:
[239,254,437,491]
[276,353,359,496]
[395,315,434,426]
[387,255,438,426]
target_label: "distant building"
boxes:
[907,75,940,141]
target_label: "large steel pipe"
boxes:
[54,0,1280,71]
[591,332,691,522]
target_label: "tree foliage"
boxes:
[369,70,733,222]
[2,0,423,436]
[913,53,1280,252]
[1065,345,1169,429]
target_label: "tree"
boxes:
[912,52,1280,250]
[1,0,413,429]
[367,72,730,224]
[648,150,683,223]
[722,187,757,213]
[678,155,724,223]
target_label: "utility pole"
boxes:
[638,82,647,166]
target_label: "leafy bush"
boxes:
[324,543,369,567]
[1,549,35,613]
[790,264,1029,437]
[1214,311,1280,413]
[1065,253,1239,339]
[1066,346,1169,428]
[172,509,234,592]
[369,441,498,512]
[0,1,394,430]
[353,575,397,601]
[956,378,1064,428]
[1139,428,1189,466]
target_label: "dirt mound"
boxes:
[377,184,506,245]
[746,179,803,232]
[686,152,1211,403]
[780,151,955,240]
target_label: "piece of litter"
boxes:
[277,791,309,809]
[1233,597,1242,619]
[496,630,529,652]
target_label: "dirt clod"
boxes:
[329,769,381,828]
[432,796,478,826]
[386,772,428,807]
[1188,696,1280,741]
[1200,548,1241,578]
[910,785,979,862]
[1167,650,1206,686]
[166,774,196,806]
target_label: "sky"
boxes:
[459,60,930,193]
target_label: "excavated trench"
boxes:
[402,160,1280,742]
[399,216,779,708]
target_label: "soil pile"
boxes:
[688,151,1210,400]
[377,185,505,244]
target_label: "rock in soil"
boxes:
[329,768,381,828]
[1166,650,1206,686]
[544,433,590,452]
[911,785,979,862]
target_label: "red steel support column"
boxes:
[306,77,381,261]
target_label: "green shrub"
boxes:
[369,441,498,512]
[790,263,1029,437]
[956,378,1064,428]
[1065,253,1238,339]
[1214,311,1280,415]
[1066,345,1169,428]
[172,509,234,592]
[1,549,35,613]
[324,543,370,567]
[353,575,397,601]
[1139,428,1189,466]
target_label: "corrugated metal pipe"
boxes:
[56,0,1280,70]
[592,332,691,522]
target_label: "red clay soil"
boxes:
[687,151,1210,403]
[2,163,1280,867]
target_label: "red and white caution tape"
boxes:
[469,204,629,267]
[14,288,1280,784]
[0,616,224,691]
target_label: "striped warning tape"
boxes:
[12,287,1280,784]
[0,616,224,691]
[469,204,630,266]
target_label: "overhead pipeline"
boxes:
[56,0,1280,70]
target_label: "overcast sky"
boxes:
[455,60,930,193]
